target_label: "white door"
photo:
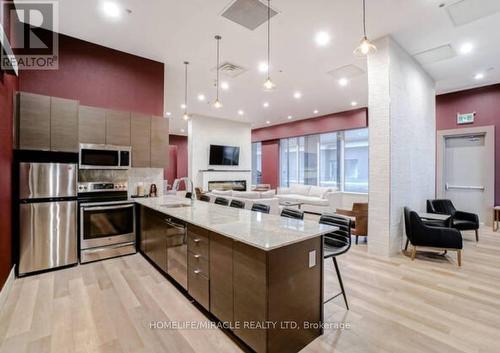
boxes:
[444,134,486,223]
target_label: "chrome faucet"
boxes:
[180,177,194,200]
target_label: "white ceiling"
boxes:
[20,0,500,134]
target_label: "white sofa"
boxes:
[206,190,281,215]
[277,184,339,214]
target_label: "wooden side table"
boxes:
[493,207,500,231]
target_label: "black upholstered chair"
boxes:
[404,207,463,266]
[280,207,304,220]
[230,199,245,209]
[251,203,271,214]
[185,192,193,199]
[199,195,211,202]
[320,214,352,309]
[427,199,479,241]
[214,197,229,206]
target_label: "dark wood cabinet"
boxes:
[78,105,106,144]
[50,97,79,152]
[150,116,169,168]
[209,232,234,323]
[18,92,51,150]
[187,225,209,310]
[141,207,167,272]
[130,113,151,167]
[106,110,131,146]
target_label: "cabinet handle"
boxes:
[194,254,201,259]
[193,238,201,243]
[194,269,201,274]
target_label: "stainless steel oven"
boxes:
[79,143,131,170]
[78,182,136,263]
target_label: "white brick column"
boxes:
[367,36,436,256]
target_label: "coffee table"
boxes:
[279,201,304,209]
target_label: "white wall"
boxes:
[368,36,436,256]
[188,115,252,189]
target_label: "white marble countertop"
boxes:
[134,195,336,251]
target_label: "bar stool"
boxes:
[214,197,229,206]
[251,203,270,214]
[280,208,304,220]
[230,199,245,209]
[319,214,352,309]
[199,195,210,202]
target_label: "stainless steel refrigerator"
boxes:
[18,162,78,275]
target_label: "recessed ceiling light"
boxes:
[313,110,319,114]
[460,42,474,55]
[181,128,185,133]
[474,72,484,80]
[221,81,229,90]
[293,91,302,99]
[180,103,186,109]
[351,101,358,107]
[287,115,293,120]
[238,110,244,116]
[315,31,331,47]
[101,1,121,19]
[263,102,269,108]
[338,78,349,86]
[258,62,268,73]
[197,94,206,101]
[266,120,270,124]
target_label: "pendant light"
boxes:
[183,61,190,120]
[263,0,275,91]
[213,35,223,109]
[354,0,377,56]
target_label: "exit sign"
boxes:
[457,112,475,125]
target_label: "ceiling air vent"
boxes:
[413,44,456,65]
[221,0,278,31]
[327,65,365,80]
[215,62,248,78]
[446,0,500,26]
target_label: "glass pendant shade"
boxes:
[354,36,377,56]
[182,113,189,120]
[213,99,222,109]
[263,77,276,91]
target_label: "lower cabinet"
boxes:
[187,225,210,310]
[209,232,234,323]
[141,207,167,272]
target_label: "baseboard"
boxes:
[0,265,16,314]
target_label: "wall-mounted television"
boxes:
[209,145,240,166]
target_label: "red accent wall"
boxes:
[18,31,164,116]
[1,3,18,289]
[261,140,280,189]
[166,135,188,187]
[252,108,368,142]
[436,84,500,203]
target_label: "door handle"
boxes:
[193,238,201,243]
[445,183,485,191]
[193,269,201,274]
[193,254,201,259]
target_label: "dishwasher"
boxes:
[165,217,188,289]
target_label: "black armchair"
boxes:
[427,199,479,241]
[404,207,463,266]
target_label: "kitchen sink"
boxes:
[160,203,191,208]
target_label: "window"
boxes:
[251,142,262,185]
[344,129,369,193]
[279,128,368,193]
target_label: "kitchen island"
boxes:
[135,196,336,353]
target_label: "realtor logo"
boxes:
[1,0,59,70]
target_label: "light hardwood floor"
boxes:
[1,226,499,353]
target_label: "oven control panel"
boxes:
[78,182,128,193]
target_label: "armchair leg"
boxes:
[457,250,462,267]
[404,239,409,251]
[355,236,359,245]
[410,246,417,261]
[475,229,479,242]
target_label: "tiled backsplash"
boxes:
[128,168,164,198]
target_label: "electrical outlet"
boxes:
[309,250,316,268]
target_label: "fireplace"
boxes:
[208,180,247,191]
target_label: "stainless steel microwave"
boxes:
[79,144,131,170]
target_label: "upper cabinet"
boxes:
[106,110,131,146]
[18,92,51,151]
[150,116,169,168]
[131,113,151,167]
[78,105,106,145]
[51,97,79,152]
[16,92,169,170]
